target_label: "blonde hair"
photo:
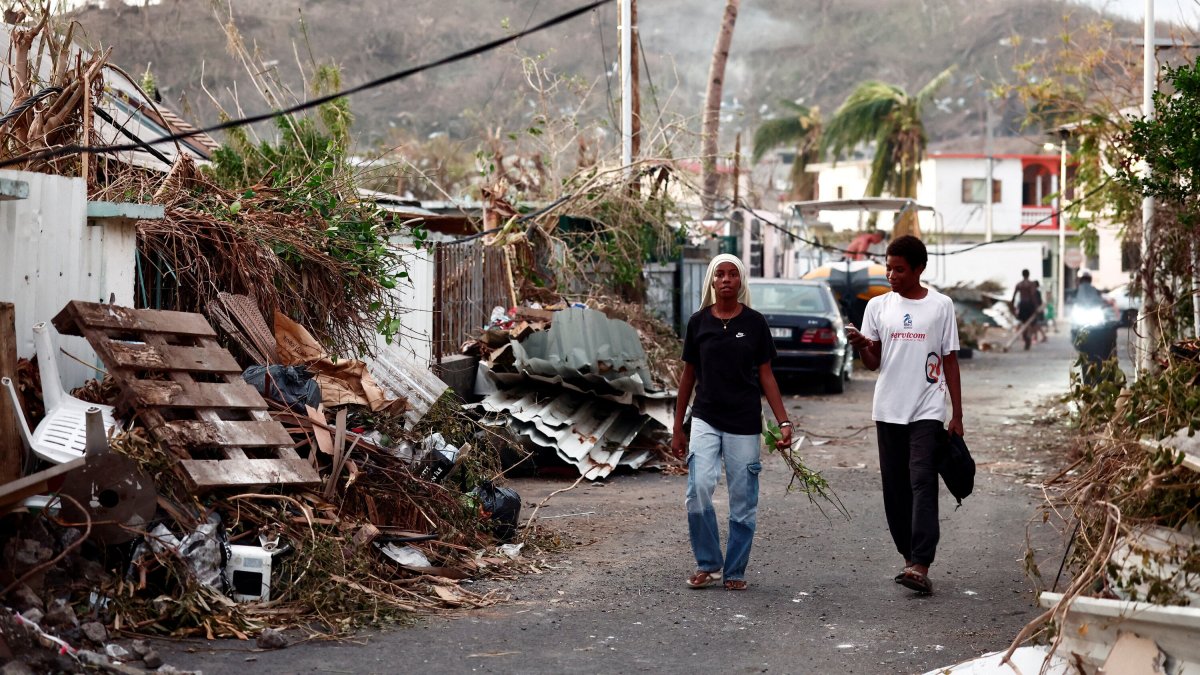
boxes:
[700,254,752,309]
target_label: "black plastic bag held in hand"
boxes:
[936,428,975,508]
[469,482,522,542]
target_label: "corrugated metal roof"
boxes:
[507,307,667,399]
[472,386,658,480]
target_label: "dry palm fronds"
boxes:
[116,157,406,358]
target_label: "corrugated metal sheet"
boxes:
[508,307,663,398]
[0,171,136,390]
[472,386,656,480]
[365,341,448,427]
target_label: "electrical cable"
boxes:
[0,0,615,171]
[723,175,1115,260]
[0,86,62,128]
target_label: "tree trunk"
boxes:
[700,0,739,219]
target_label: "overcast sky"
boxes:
[1083,0,1200,27]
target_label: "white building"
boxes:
[804,151,1132,293]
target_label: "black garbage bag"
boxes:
[469,481,521,542]
[936,428,975,508]
[243,365,321,412]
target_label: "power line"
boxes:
[0,0,615,170]
[723,176,1114,260]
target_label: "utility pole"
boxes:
[984,98,994,243]
[1137,0,1157,375]
[630,0,641,164]
[1056,131,1068,324]
[619,0,633,175]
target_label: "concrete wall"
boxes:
[0,170,136,390]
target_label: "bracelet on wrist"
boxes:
[778,421,792,428]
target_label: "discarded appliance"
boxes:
[1109,525,1200,606]
[225,544,273,603]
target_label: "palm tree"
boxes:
[700,0,740,219]
[751,101,822,199]
[823,67,955,234]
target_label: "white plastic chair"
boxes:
[0,323,118,464]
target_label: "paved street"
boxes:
[162,329,1082,675]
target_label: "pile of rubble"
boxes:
[0,298,532,673]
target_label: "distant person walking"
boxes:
[1032,280,1049,342]
[845,235,963,595]
[1012,269,1041,350]
[672,254,792,591]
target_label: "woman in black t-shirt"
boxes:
[672,254,793,591]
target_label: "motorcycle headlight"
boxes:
[1071,306,1107,327]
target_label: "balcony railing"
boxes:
[1021,206,1057,229]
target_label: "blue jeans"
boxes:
[685,417,762,581]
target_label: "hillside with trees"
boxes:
[71,0,1135,160]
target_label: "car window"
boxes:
[750,283,832,313]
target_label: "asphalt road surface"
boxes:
[162,328,1083,675]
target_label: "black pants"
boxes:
[876,420,942,567]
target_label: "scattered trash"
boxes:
[140,512,229,593]
[377,543,432,568]
[256,627,288,651]
[470,482,522,542]
[499,543,524,559]
[242,364,322,412]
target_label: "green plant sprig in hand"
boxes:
[763,421,850,521]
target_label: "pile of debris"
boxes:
[464,303,677,480]
[1001,338,1200,671]
[0,299,532,672]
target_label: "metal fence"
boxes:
[433,241,510,363]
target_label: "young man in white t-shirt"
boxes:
[845,235,964,595]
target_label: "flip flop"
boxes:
[899,568,933,594]
[724,579,747,591]
[687,569,722,589]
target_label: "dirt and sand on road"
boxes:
[163,330,1085,675]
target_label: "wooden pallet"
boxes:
[52,301,319,491]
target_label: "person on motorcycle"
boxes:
[1071,270,1117,378]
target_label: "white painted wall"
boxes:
[0,170,136,390]
[925,241,1047,292]
[923,157,1027,238]
[374,242,436,367]
[1092,221,1131,290]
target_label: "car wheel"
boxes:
[825,361,846,394]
